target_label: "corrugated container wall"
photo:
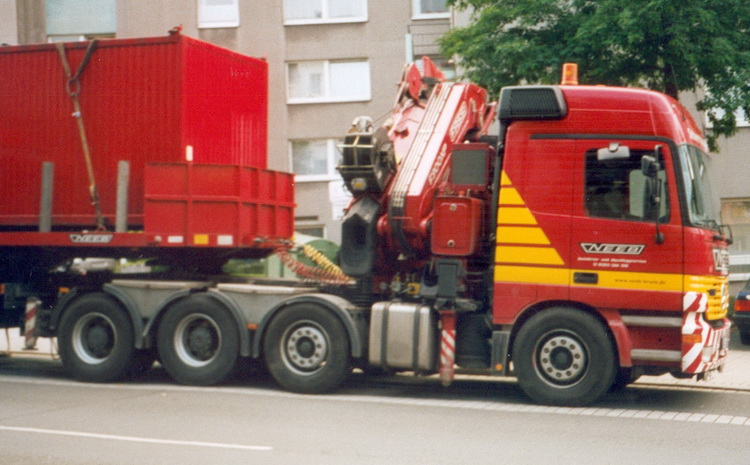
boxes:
[0,34,268,229]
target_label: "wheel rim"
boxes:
[173,314,222,368]
[280,320,330,376]
[71,312,117,365]
[534,330,589,387]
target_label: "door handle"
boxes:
[574,272,599,285]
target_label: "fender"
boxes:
[509,300,629,366]
[49,285,146,350]
[252,293,367,359]
[137,288,197,350]
[204,289,254,357]
[137,288,253,357]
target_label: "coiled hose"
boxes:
[275,243,353,285]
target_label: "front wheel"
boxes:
[512,308,616,406]
[263,304,350,393]
[157,295,239,386]
[58,293,135,383]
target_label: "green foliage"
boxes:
[442,0,750,150]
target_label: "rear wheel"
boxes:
[157,295,239,386]
[58,293,135,383]
[513,308,616,406]
[263,304,350,393]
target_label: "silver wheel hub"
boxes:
[282,321,329,375]
[72,312,116,365]
[536,333,588,386]
[174,314,221,367]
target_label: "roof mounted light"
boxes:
[561,63,578,85]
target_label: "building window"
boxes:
[45,0,116,40]
[296,225,326,238]
[705,108,750,128]
[721,198,750,281]
[412,0,449,19]
[287,60,371,103]
[284,0,367,24]
[290,139,342,181]
[198,0,240,29]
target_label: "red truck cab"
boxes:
[493,84,730,402]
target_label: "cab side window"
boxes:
[584,148,669,222]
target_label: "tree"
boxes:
[441,0,750,150]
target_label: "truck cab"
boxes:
[491,84,730,402]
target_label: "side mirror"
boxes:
[642,147,665,245]
[641,155,660,178]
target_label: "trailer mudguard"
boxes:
[50,285,146,350]
[203,289,254,357]
[134,288,253,357]
[252,293,367,359]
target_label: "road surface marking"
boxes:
[0,425,272,451]
[3,374,749,428]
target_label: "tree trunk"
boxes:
[663,63,679,100]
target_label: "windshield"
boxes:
[678,145,720,229]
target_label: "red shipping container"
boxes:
[0,33,269,229]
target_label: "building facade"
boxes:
[7,0,451,244]
[5,0,750,288]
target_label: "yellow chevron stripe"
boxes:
[495,265,568,286]
[497,226,550,245]
[497,206,537,225]
[499,187,524,205]
[496,246,565,265]
[501,171,512,186]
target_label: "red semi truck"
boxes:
[0,35,731,406]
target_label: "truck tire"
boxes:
[263,303,350,393]
[512,308,616,406]
[58,293,135,383]
[157,295,239,386]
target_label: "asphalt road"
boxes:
[1,354,749,465]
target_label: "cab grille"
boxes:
[685,275,728,321]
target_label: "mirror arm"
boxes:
[652,149,665,245]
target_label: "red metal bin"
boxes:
[0,33,270,230]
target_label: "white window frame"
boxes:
[198,0,240,29]
[286,60,371,104]
[730,255,750,282]
[411,0,450,20]
[705,107,750,128]
[283,0,368,25]
[45,0,117,36]
[295,224,327,239]
[289,139,342,182]
[47,35,86,43]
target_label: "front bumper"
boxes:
[682,313,730,375]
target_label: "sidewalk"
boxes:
[3,325,750,391]
[0,327,57,359]
[636,326,750,392]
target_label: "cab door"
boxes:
[569,140,683,312]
